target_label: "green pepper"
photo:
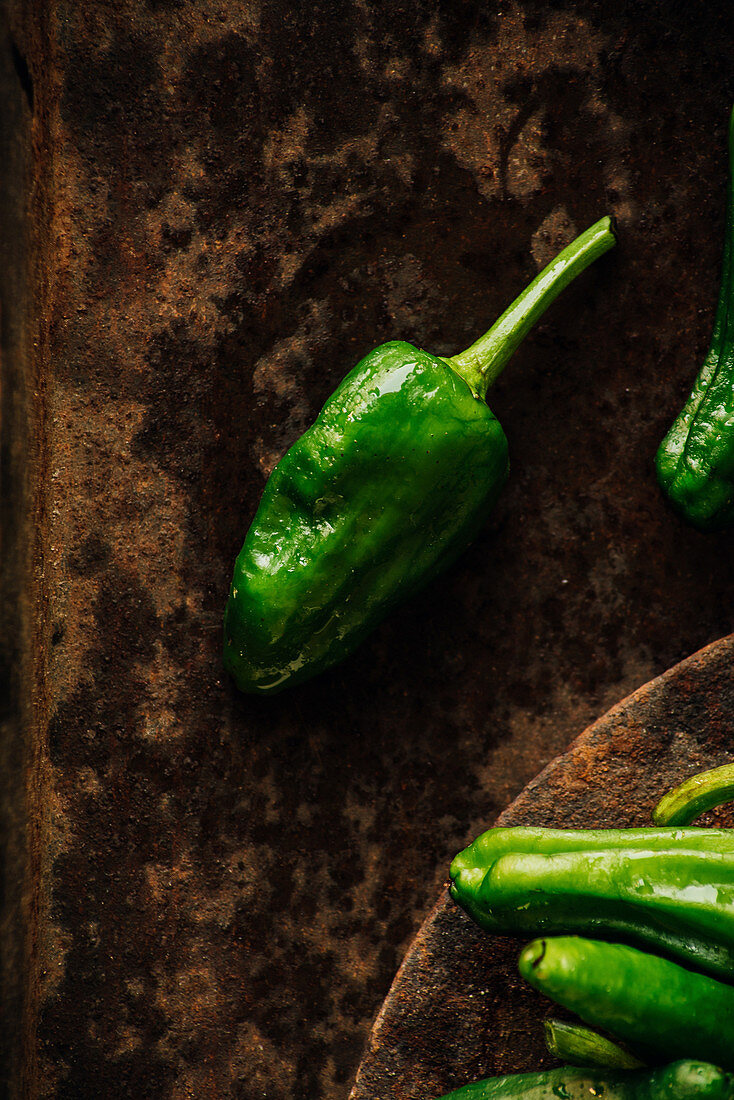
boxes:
[224,217,616,694]
[433,1062,734,1100]
[653,763,734,827]
[519,937,734,1071]
[449,823,734,983]
[655,106,734,529]
[544,1018,644,1070]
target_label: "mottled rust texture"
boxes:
[0,24,33,1100]
[6,0,734,1098]
[353,635,734,1100]
[2,1,55,1096]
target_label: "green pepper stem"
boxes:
[544,1019,645,1071]
[652,762,734,826]
[449,215,617,399]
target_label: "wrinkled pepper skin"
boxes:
[433,1062,734,1100]
[656,106,734,529]
[224,217,616,693]
[449,825,734,983]
[519,937,734,1071]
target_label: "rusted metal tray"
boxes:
[352,634,734,1100]
[3,1,734,1097]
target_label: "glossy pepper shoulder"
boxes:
[224,217,616,694]
[656,105,734,529]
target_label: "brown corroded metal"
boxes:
[352,635,734,1100]
[4,1,734,1098]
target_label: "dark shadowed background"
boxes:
[2,1,734,1098]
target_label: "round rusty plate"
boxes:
[351,634,734,1100]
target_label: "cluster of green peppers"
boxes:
[441,763,734,1100]
[218,101,734,1100]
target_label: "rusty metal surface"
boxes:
[0,20,32,1099]
[4,1,734,1098]
[352,634,734,1100]
[1,3,51,1095]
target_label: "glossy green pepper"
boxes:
[224,217,616,693]
[519,937,734,1070]
[433,1062,734,1100]
[656,106,734,529]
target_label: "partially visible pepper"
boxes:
[656,106,734,529]
[432,1062,734,1100]
[224,217,616,694]
[544,1018,644,1070]
[519,937,734,1070]
[653,762,734,827]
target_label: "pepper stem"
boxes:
[449,215,617,399]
